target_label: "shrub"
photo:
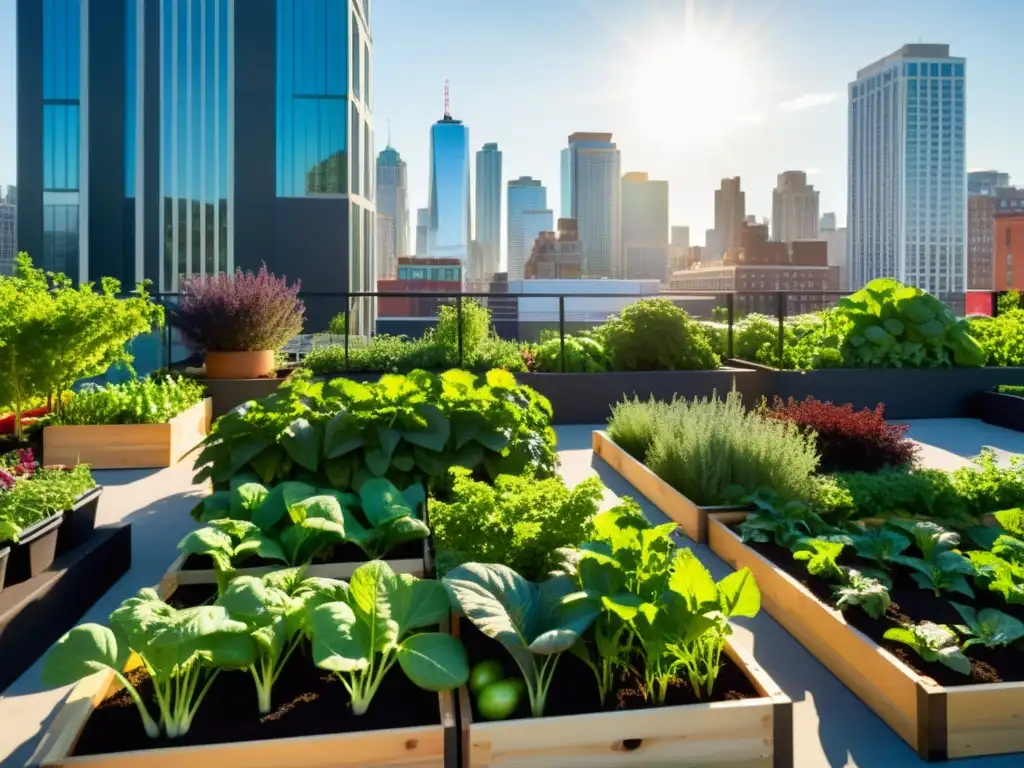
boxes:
[45,375,206,426]
[532,334,608,372]
[609,392,819,505]
[998,384,1024,396]
[174,265,304,352]
[766,396,919,474]
[431,469,603,580]
[607,397,672,459]
[602,299,720,371]
[326,312,348,335]
[969,310,1024,366]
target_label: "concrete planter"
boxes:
[971,390,1024,432]
[203,375,290,418]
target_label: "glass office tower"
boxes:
[427,104,471,263]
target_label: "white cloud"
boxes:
[776,92,840,112]
[806,167,822,175]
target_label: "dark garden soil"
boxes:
[457,618,757,724]
[741,532,1024,686]
[181,537,425,572]
[74,584,439,757]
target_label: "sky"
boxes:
[1,0,1023,245]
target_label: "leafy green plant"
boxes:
[431,469,602,580]
[194,369,557,495]
[849,528,911,570]
[42,588,255,738]
[531,335,608,373]
[307,560,469,715]
[898,551,976,598]
[950,602,1024,649]
[792,538,847,580]
[602,299,720,371]
[969,309,1024,367]
[606,397,671,459]
[0,464,97,542]
[968,550,1024,604]
[883,622,971,675]
[327,312,349,335]
[950,450,1024,519]
[443,562,598,717]
[737,494,834,549]
[888,520,961,561]
[997,384,1024,397]
[833,569,891,619]
[44,376,205,426]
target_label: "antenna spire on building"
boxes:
[444,79,451,119]
[387,118,392,148]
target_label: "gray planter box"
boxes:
[731,360,1024,419]
[204,376,289,418]
[972,390,1024,432]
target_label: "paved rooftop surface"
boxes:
[2,418,1023,767]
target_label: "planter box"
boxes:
[708,512,1024,760]
[458,639,792,768]
[203,376,289,419]
[516,368,766,425]
[32,582,456,768]
[730,361,1024,419]
[971,390,1024,432]
[43,399,213,470]
[591,430,750,543]
[56,486,104,556]
[5,512,64,585]
[0,524,131,693]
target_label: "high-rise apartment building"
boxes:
[848,44,966,305]
[994,211,1024,292]
[713,177,745,258]
[820,212,849,290]
[415,208,429,256]
[427,87,471,265]
[670,225,690,272]
[376,144,410,277]
[507,177,550,279]
[474,143,502,281]
[561,133,621,277]
[0,186,16,276]
[969,171,1011,196]
[16,0,375,329]
[621,172,668,281]
[772,171,820,243]
[820,212,837,231]
[968,188,1024,290]
[525,218,583,279]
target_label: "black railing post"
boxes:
[559,295,566,372]
[777,291,786,366]
[456,295,464,367]
[726,293,735,358]
[344,295,351,371]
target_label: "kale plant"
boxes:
[883,622,971,675]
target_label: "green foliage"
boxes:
[44,376,205,426]
[602,299,720,371]
[606,397,671,460]
[308,560,468,715]
[0,253,164,438]
[0,465,97,542]
[883,622,971,675]
[431,470,603,580]
[970,310,1024,366]
[998,384,1024,397]
[833,569,891,619]
[950,602,1024,649]
[194,369,557,495]
[792,537,846,580]
[608,392,819,506]
[898,551,976,598]
[997,290,1024,315]
[738,493,834,549]
[531,335,608,373]
[327,312,348,335]
[849,528,911,570]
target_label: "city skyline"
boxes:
[4,0,1024,244]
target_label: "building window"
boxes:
[352,12,361,100]
[276,0,349,197]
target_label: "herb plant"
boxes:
[45,376,205,426]
[308,560,469,715]
[883,622,971,675]
[0,464,97,542]
[950,603,1024,649]
[833,569,891,619]
[792,538,847,580]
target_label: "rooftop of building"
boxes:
[856,43,957,79]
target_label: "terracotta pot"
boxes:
[205,350,276,379]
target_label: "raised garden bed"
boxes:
[32,580,457,768]
[972,390,1024,432]
[730,361,1024,420]
[591,430,750,542]
[4,511,64,586]
[0,524,131,693]
[455,617,791,768]
[43,398,212,470]
[708,512,1024,760]
[56,486,104,556]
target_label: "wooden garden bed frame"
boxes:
[708,511,1024,761]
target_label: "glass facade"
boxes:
[276,0,348,197]
[42,0,82,279]
[161,0,231,291]
[427,120,471,261]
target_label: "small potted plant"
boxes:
[174,265,304,380]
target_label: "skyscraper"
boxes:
[772,171,820,243]
[474,143,502,280]
[16,0,375,330]
[713,177,745,256]
[621,172,669,281]
[820,212,837,231]
[415,208,429,256]
[561,133,621,277]
[820,212,849,290]
[0,186,16,276]
[376,143,410,277]
[848,44,966,303]
[968,171,1011,196]
[669,225,690,273]
[507,177,550,279]
[427,83,471,265]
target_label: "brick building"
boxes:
[377,257,463,318]
[994,211,1024,292]
[524,218,583,279]
[968,190,1024,289]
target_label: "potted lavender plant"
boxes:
[174,266,304,380]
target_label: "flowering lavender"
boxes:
[174,265,305,352]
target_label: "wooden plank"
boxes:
[707,515,927,752]
[164,551,427,587]
[42,399,211,470]
[945,682,1024,758]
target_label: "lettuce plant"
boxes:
[792,538,847,580]
[951,602,1024,649]
[42,588,255,738]
[883,622,971,675]
[443,562,598,717]
[849,528,911,570]
[833,569,891,619]
[306,560,468,715]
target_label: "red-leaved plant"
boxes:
[766,396,919,474]
[173,265,305,352]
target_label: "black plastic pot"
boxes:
[4,512,64,586]
[0,546,9,595]
[56,486,104,556]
